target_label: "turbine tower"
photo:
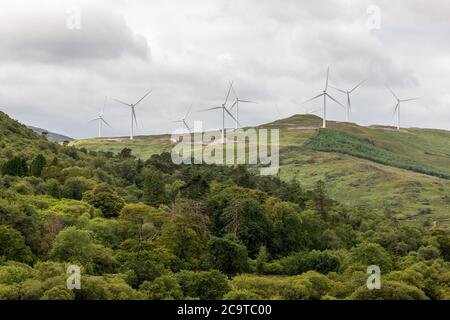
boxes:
[90,97,111,138]
[330,79,366,122]
[229,86,256,129]
[389,88,419,131]
[113,90,152,140]
[304,67,344,128]
[200,81,239,143]
[175,104,193,133]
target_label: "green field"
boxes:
[72,114,450,229]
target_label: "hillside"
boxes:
[73,114,450,229]
[0,110,448,301]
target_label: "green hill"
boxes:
[0,110,449,300]
[72,114,450,229]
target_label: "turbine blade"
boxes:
[388,87,399,101]
[326,93,345,108]
[350,79,366,92]
[101,118,112,128]
[134,90,152,107]
[329,85,346,94]
[132,109,138,127]
[225,107,240,126]
[183,120,191,132]
[303,93,324,104]
[184,104,193,119]
[231,85,238,99]
[199,106,222,112]
[113,98,132,107]
[325,67,330,91]
[393,102,400,114]
[238,99,257,104]
[224,81,234,106]
[401,98,420,102]
[229,100,238,111]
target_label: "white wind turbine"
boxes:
[200,81,240,143]
[112,90,152,140]
[229,86,256,129]
[304,67,344,128]
[330,79,366,122]
[90,97,111,138]
[175,104,193,133]
[388,88,419,131]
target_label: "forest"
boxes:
[0,113,449,300]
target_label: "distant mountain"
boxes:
[27,126,74,143]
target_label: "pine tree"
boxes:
[1,156,28,177]
[30,154,47,177]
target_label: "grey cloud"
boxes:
[0,0,449,139]
[0,1,149,64]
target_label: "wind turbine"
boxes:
[175,104,192,133]
[200,81,240,143]
[229,86,256,129]
[388,88,419,131]
[113,90,152,140]
[90,97,111,138]
[330,79,366,122]
[304,67,344,128]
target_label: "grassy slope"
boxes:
[72,114,450,229]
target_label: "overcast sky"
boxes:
[0,0,449,138]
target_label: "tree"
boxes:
[50,227,115,274]
[118,148,134,159]
[256,246,269,274]
[222,197,269,256]
[202,235,249,276]
[159,213,210,264]
[223,289,262,300]
[345,242,394,272]
[139,274,184,300]
[121,250,172,288]
[351,280,428,300]
[50,227,94,265]
[46,178,62,199]
[1,156,28,177]
[83,183,125,217]
[0,225,33,263]
[62,177,94,200]
[266,200,306,256]
[41,285,75,300]
[175,270,230,300]
[280,250,341,275]
[309,180,334,219]
[30,154,46,177]
[119,203,154,243]
[142,168,169,206]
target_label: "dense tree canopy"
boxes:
[0,115,448,301]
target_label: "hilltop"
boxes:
[73,114,450,229]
